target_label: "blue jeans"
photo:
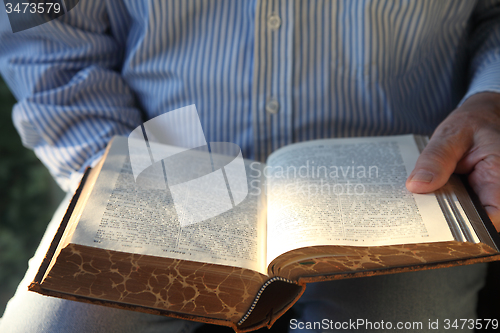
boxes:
[0,194,487,333]
[291,263,487,332]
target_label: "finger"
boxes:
[455,134,500,174]
[484,206,500,232]
[468,156,500,231]
[406,127,473,194]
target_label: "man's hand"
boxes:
[406,92,500,231]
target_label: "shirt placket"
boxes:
[252,0,293,162]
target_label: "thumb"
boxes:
[406,132,472,194]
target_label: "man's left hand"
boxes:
[406,92,500,231]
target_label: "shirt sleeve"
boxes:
[461,0,500,103]
[0,1,143,192]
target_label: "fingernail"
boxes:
[410,170,434,183]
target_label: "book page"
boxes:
[265,135,454,264]
[70,137,267,274]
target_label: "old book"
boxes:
[29,134,500,332]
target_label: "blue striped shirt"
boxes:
[1,0,500,191]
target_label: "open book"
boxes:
[30,135,500,332]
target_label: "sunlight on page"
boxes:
[265,135,454,265]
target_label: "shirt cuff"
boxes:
[460,59,500,106]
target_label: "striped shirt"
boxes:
[1,0,500,191]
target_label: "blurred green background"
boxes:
[0,77,63,316]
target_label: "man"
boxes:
[0,1,499,332]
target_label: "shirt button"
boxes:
[266,99,280,114]
[267,14,281,30]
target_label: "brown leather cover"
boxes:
[272,242,500,282]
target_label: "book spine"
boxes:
[237,276,296,326]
